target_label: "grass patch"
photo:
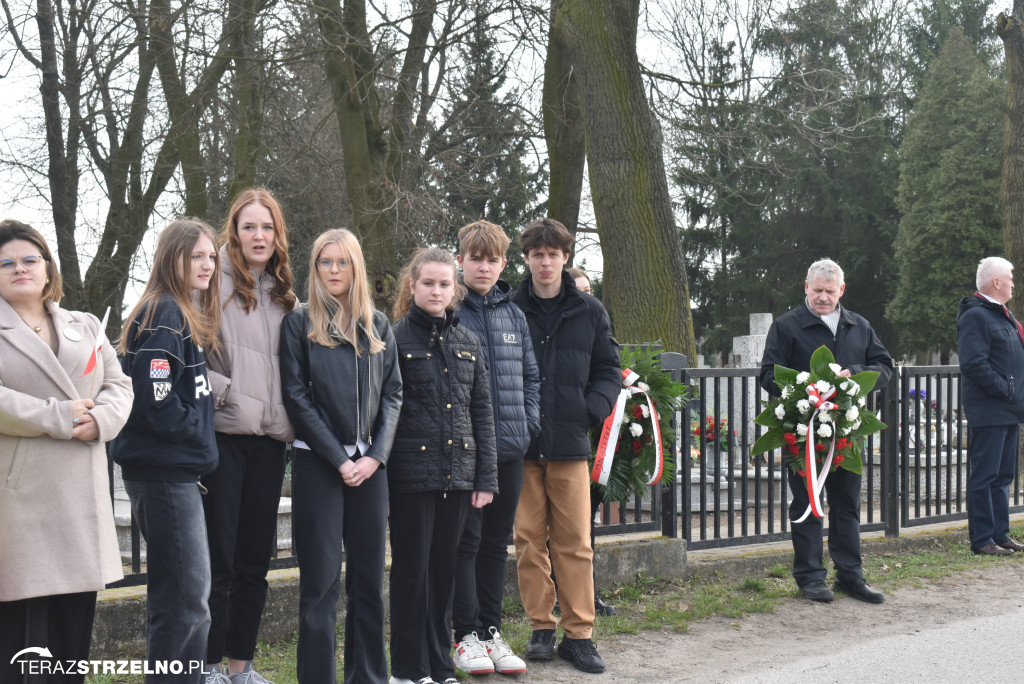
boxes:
[87,525,1024,682]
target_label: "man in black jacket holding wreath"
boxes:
[511,218,621,674]
[759,258,892,605]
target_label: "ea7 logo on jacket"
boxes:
[195,373,212,399]
[502,333,519,344]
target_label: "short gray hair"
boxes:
[976,256,1013,291]
[806,258,844,286]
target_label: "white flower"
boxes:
[847,382,860,396]
[818,410,832,423]
[640,404,650,419]
[629,423,643,437]
[828,363,843,376]
[796,423,808,436]
[839,380,849,391]
[622,414,630,423]
[638,381,650,392]
[775,404,786,420]
[842,426,853,435]
[796,371,810,384]
[817,423,833,438]
[858,396,867,407]
[797,399,811,414]
[852,419,862,431]
[781,385,793,399]
[815,379,833,395]
[845,407,859,422]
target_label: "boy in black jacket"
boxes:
[511,218,620,674]
[450,221,540,675]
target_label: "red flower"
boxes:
[632,440,643,454]
[788,445,801,456]
[835,455,845,465]
[815,443,826,452]
[632,404,645,420]
[784,433,797,446]
[797,469,806,477]
[836,438,850,450]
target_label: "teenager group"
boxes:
[0,189,620,683]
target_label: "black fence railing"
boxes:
[107,360,1024,585]
[596,362,1024,550]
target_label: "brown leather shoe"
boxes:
[973,542,1014,556]
[997,538,1024,552]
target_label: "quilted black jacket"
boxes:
[388,304,498,494]
[457,279,541,462]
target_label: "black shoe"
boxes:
[524,629,556,661]
[974,542,1014,556]
[594,594,616,616]
[799,580,834,603]
[833,578,885,604]
[557,637,606,673]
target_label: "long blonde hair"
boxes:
[307,229,385,355]
[392,247,464,319]
[220,188,296,313]
[118,219,221,355]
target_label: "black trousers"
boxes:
[202,433,286,663]
[389,490,471,682]
[293,449,388,684]
[0,592,97,684]
[787,465,863,586]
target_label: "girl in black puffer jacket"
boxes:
[388,247,497,684]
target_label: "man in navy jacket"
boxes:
[760,259,892,605]
[957,256,1024,556]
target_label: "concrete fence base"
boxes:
[90,536,688,658]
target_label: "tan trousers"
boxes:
[514,460,595,639]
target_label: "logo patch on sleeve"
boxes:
[150,359,171,378]
[153,381,172,401]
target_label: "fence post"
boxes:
[659,352,687,539]
[882,370,901,537]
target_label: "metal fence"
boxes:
[595,359,1024,550]
[107,358,1024,585]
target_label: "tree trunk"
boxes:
[227,0,266,201]
[999,3,1024,322]
[552,0,697,360]
[543,0,586,240]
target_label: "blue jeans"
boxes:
[126,480,211,683]
[968,424,1020,550]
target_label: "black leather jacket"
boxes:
[279,306,403,468]
[388,304,498,494]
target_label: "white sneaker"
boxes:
[485,626,527,674]
[453,632,495,674]
[204,666,232,684]
[388,678,436,684]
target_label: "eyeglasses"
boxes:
[317,258,351,271]
[0,255,46,273]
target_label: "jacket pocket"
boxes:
[451,348,477,384]
[3,438,29,491]
[400,348,435,386]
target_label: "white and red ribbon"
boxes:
[795,384,838,522]
[82,306,111,376]
[591,368,664,487]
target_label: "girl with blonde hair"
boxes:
[280,229,402,683]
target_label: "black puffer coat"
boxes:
[279,306,403,468]
[458,279,541,462]
[388,304,498,494]
[512,272,622,461]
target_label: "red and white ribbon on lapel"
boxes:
[795,384,838,522]
[591,368,664,487]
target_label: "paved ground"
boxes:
[512,556,1024,683]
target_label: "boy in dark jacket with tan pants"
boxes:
[511,218,621,674]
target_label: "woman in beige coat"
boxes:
[0,219,133,683]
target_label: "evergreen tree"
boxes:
[889,28,1005,356]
